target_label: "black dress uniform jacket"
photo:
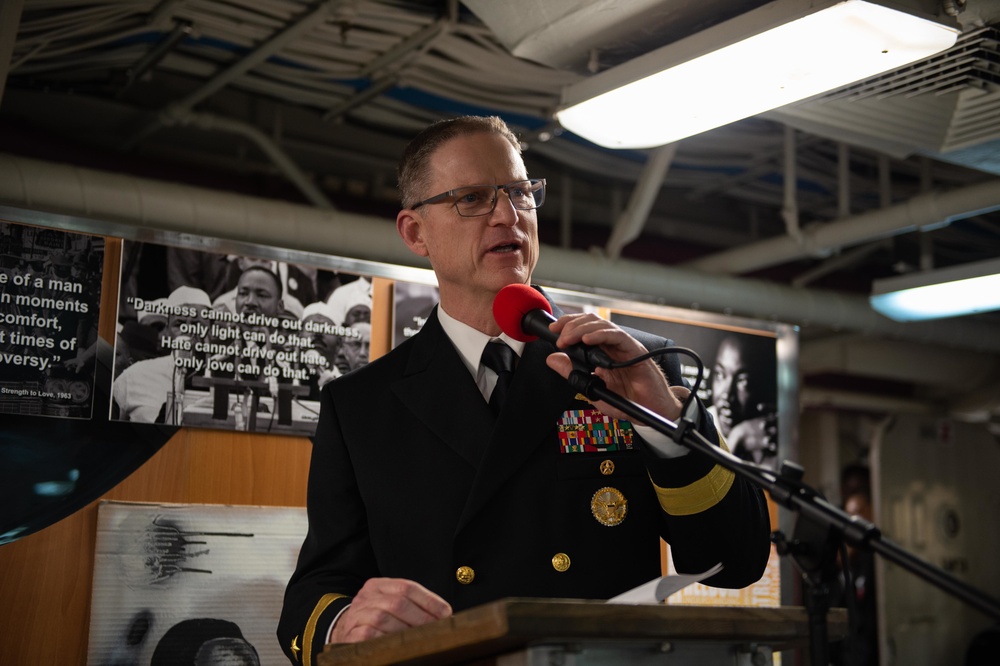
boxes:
[278,291,771,665]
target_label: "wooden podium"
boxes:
[319,599,847,665]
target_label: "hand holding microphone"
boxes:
[492,284,685,423]
[492,284,615,369]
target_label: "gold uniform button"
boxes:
[456,565,475,584]
[599,459,615,475]
[552,552,571,572]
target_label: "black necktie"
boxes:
[481,340,516,417]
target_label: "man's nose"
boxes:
[489,190,519,226]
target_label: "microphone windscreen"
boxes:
[492,284,551,342]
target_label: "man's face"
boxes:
[302,314,341,365]
[236,270,282,317]
[397,133,539,313]
[166,309,201,341]
[337,322,371,373]
[343,303,371,326]
[711,338,752,436]
[844,493,872,521]
[164,305,204,358]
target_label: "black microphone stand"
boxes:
[564,366,1000,663]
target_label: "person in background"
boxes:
[832,484,879,666]
[137,298,170,351]
[206,266,291,428]
[112,320,162,377]
[213,257,305,319]
[296,302,344,400]
[112,286,211,422]
[333,321,371,375]
[151,618,260,666]
[708,334,778,467]
[326,276,371,328]
[278,116,771,664]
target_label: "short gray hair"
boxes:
[396,116,521,209]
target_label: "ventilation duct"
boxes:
[2,152,999,353]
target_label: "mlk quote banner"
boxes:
[0,220,103,419]
[111,240,372,435]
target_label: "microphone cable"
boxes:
[586,345,705,427]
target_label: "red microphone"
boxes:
[492,284,614,368]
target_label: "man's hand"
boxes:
[544,313,684,424]
[330,578,452,644]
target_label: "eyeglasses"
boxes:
[413,179,546,217]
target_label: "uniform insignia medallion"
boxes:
[591,486,627,526]
[557,409,634,452]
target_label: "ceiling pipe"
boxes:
[323,76,399,123]
[782,125,801,243]
[0,0,23,107]
[837,142,850,218]
[172,111,335,210]
[559,172,572,249]
[685,178,1000,274]
[605,142,676,259]
[800,387,933,415]
[123,0,349,151]
[357,3,454,78]
[534,245,1000,353]
[116,19,193,97]
[791,240,891,288]
[2,152,1000,353]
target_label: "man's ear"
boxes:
[397,209,429,258]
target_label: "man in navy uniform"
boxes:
[278,116,771,665]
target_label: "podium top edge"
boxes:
[320,599,847,666]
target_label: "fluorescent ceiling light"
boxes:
[555,0,959,149]
[870,257,1000,322]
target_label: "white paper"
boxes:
[606,562,723,604]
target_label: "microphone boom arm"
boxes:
[564,367,1000,630]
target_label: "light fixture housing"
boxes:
[870,257,1000,322]
[554,0,960,149]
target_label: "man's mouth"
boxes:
[488,241,520,254]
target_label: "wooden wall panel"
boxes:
[0,429,311,666]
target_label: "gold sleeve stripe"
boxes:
[650,432,734,516]
[304,593,347,666]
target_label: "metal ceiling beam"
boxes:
[605,142,676,259]
[324,4,455,122]
[124,0,349,150]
